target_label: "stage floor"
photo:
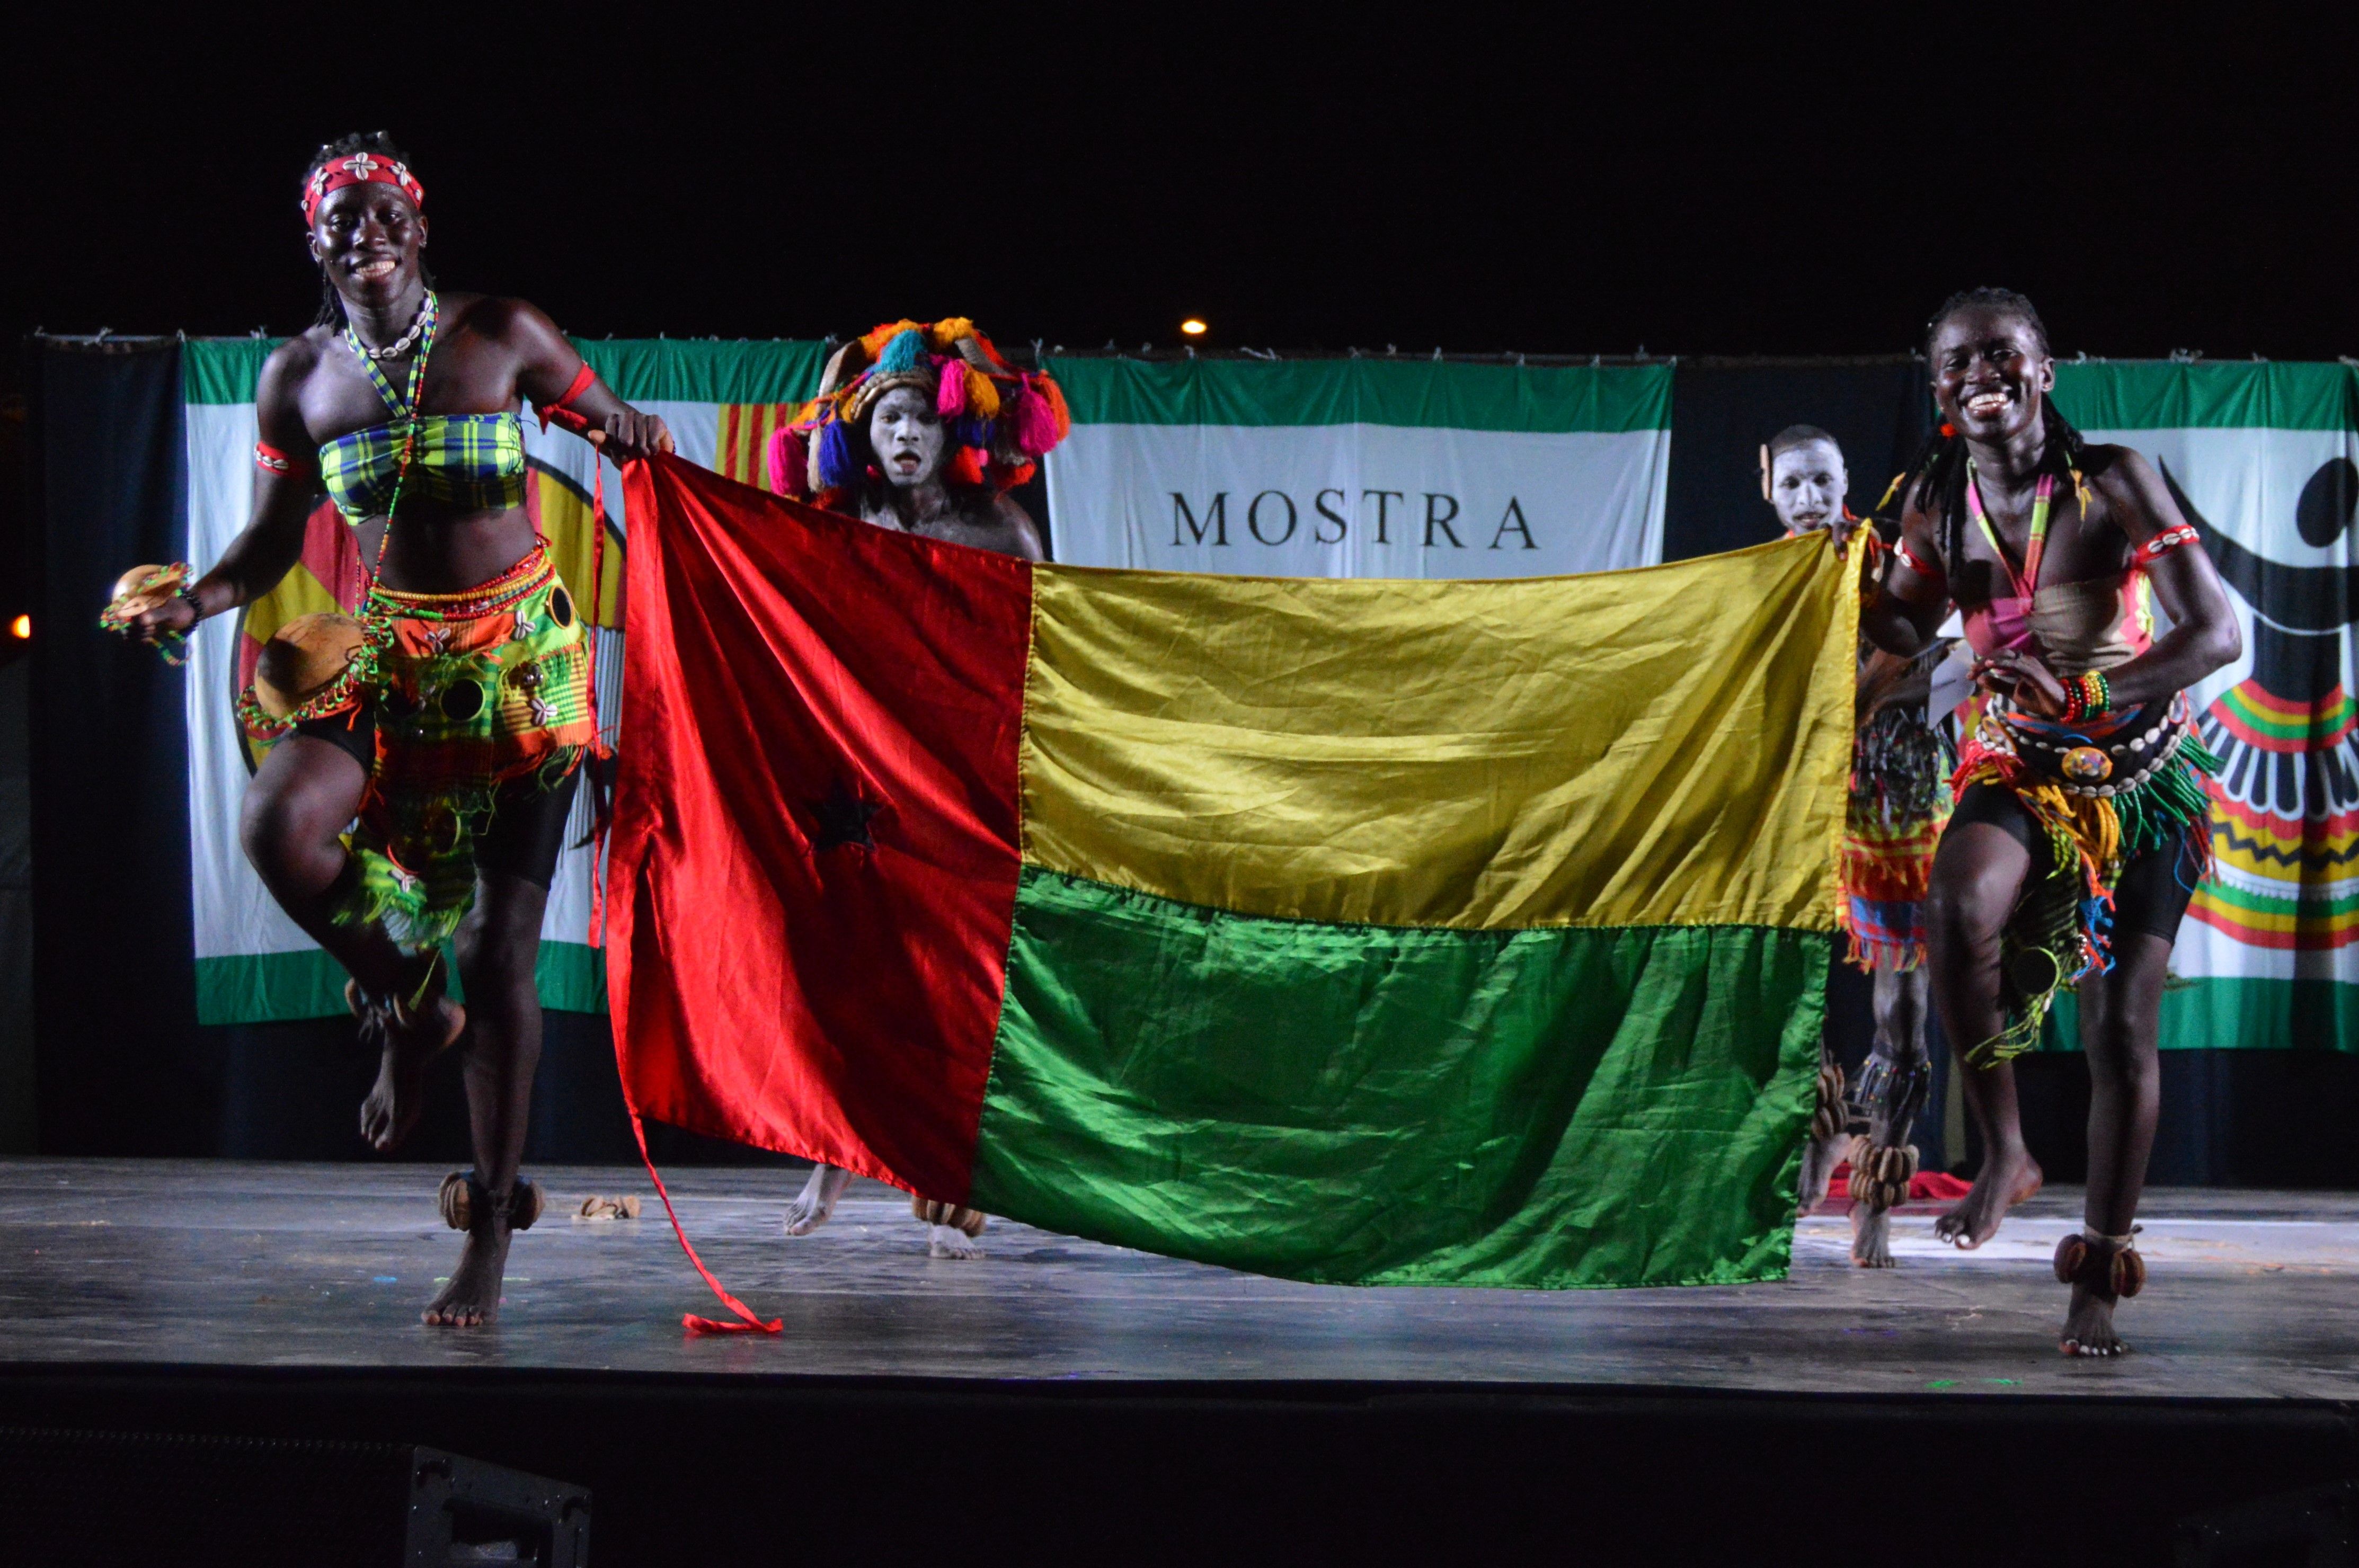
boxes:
[3,1157,2353,1398]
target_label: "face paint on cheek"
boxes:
[1770,442,1848,533]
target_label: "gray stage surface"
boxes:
[3,1158,2351,1398]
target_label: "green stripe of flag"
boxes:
[182,337,827,407]
[969,868,1817,1288]
[194,942,608,1024]
[2046,977,2359,1053]
[184,339,283,405]
[571,338,826,406]
[2053,361,2358,432]
[1044,357,1673,433]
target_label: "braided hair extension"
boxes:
[1901,288,2093,575]
[301,131,432,329]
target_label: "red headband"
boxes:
[302,152,425,225]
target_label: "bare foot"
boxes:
[1932,1149,2042,1250]
[1850,1202,1896,1268]
[929,1222,985,1259]
[783,1164,853,1236]
[1797,1131,1847,1218]
[2060,1282,2129,1357]
[357,987,465,1154]
[423,1222,512,1328]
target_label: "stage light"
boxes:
[1181,319,1208,337]
[7,615,26,639]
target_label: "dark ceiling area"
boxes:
[10,17,2358,375]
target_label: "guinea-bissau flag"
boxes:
[609,454,1860,1328]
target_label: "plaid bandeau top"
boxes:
[318,412,526,523]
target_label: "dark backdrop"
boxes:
[1662,358,1937,562]
[14,20,2359,373]
[28,340,2359,1185]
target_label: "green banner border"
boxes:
[2052,361,2358,432]
[1045,357,1673,433]
[194,941,607,1026]
[2043,976,2359,1054]
[183,337,826,407]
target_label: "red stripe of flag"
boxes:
[609,456,1033,1206]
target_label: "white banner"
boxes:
[1046,423,1668,577]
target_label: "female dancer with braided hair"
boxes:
[1860,289,2239,1355]
[104,133,671,1326]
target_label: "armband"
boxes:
[536,362,598,433]
[2133,524,2200,564]
[1894,539,1944,581]
[254,441,316,476]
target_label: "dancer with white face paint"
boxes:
[765,318,1063,1258]
[1769,430,1849,537]
[1764,426,1953,1267]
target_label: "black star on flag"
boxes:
[809,779,884,852]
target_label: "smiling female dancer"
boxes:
[104,133,672,1325]
[763,317,1063,1258]
[1860,289,2238,1355]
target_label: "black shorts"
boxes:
[1947,782,2204,944]
[293,706,583,890]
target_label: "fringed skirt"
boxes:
[1839,703,1952,973]
[240,546,595,949]
[1948,696,2219,1063]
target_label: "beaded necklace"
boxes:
[344,290,439,576]
[1964,458,2054,601]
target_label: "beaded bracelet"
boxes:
[2059,669,2110,723]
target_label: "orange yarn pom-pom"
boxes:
[964,365,1001,420]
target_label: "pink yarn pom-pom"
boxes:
[937,358,968,418]
[765,423,806,495]
[1010,378,1062,458]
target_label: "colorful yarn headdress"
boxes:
[768,318,1070,500]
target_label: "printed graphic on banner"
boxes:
[2048,361,2359,1049]
[1042,358,1672,576]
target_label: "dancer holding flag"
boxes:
[761,317,1062,1257]
[1861,289,2239,1355]
[1766,426,1952,1268]
[102,133,672,1326]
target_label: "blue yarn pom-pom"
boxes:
[875,328,927,375]
[814,418,861,489]
[955,416,996,450]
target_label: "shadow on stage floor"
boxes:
[3,1159,2355,1564]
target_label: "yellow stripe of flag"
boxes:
[1018,534,1857,932]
